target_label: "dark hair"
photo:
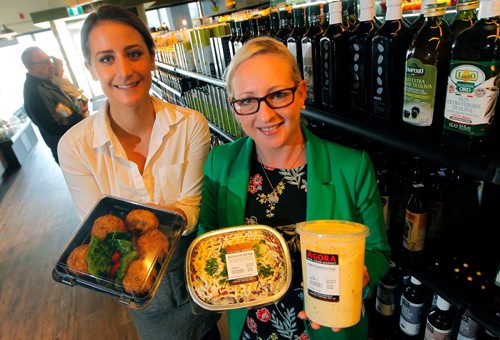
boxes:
[80,5,155,64]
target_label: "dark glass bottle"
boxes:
[321,1,330,29]
[403,181,428,252]
[319,0,349,113]
[342,0,359,31]
[301,4,325,108]
[249,17,259,38]
[228,20,237,59]
[268,10,280,37]
[233,19,251,53]
[257,15,270,36]
[442,0,500,155]
[408,0,437,36]
[275,6,293,44]
[400,276,426,337]
[370,0,412,127]
[377,167,391,230]
[402,2,453,140]
[457,310,480,340]
[425,169,447,249]
[376,260,401,316]
[424,295,453,339]
[449,0,478,37]
[287,7,307,78]
[231,20,243,56]
[348,0,379,118]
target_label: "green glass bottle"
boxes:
[449,0,478,37]
[348,0,380,118]
[287,7,307,79]
[301,4,325,107]
[408,0,437,36]
[442,0,500,155]
[402,2,453,139]
[370,0,412,127]
[275,6,293,44]
[319,0,349,113]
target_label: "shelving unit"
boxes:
[153,59,500,335]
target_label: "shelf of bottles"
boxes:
[150,0,500,336]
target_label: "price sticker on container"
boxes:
[226,250,258,282]
[305,250,340,302]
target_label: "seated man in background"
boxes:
[21,47,88,164]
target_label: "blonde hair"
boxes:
[225,37,302,98]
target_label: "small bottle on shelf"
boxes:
[400,276,426,337]
[424,295,453,339]
[457,310,480,340]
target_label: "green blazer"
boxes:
[198,126,391,340]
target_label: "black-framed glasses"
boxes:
[230,85,298,115]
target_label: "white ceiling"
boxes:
[0,0,84,34]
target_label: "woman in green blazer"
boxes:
[198,37,391,340]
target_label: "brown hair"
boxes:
[80,5,155,64]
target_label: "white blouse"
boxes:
[58,96,210,234]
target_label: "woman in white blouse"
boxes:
[57,5,220,340]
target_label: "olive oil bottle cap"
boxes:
[386,0,403,6]
[425,2,447,17]
[328,0,343,24]
[359,0,376,22]
[456,0,479,11]
[436,295,451,311]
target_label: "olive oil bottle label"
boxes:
[444,60,500,136]
[400,297,425,335]
[403,58,438,126]
[403,210,428,251]
[287,41,298,62]
[302,41,315,100]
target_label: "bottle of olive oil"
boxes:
[301,3,325,108]
[319,0,349,114]
[348,0,379,118]
[402,2,453,139]
[370,0,412,127]
[287,7,307,79]
[321,1,330,30]
[449,0,478,37]
[275,6,293,44]
[268,10,280,37]
[342,0,360,31]
[442,0,500,155]
[257,15,270,36]
[408,0,438,37]
[233,19,251,53]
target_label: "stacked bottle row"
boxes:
[277,0,499,157]
[152,68,243,138]
[370,263,499,339]
[371,151,482,252]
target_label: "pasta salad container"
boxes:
[186,225,292,311]
[52,195,186,310]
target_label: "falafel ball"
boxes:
[122,258,157,296]
[91,214,127,240]
[125,209,159,235]
[67,244,89,275]
[136,230,170,261]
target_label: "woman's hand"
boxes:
[298,265,370,332]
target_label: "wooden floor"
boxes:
[0,132,228,340]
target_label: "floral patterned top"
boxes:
[241,157,308,340]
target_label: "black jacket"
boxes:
[23,73,84,162]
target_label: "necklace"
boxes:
[258,144,306,204]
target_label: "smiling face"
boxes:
[231,53,306,150]
[85,20,154,110]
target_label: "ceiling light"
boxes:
[0,24,17,40]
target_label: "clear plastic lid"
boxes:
[186,225,292,311]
